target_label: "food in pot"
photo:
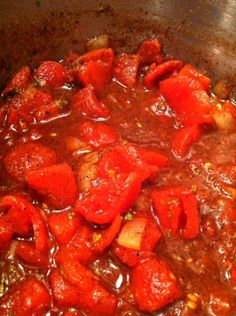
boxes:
[0,37,235,315]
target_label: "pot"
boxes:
[0,0,235,97]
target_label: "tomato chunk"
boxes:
[178,64,211,91]
[144,60,183,89]
[26,163,78,209]
[160,76,213,126]
[48,211,82,245]
[75,172,141,224]
[137,39,162,65]
[132,257,181,312]
[0,277,50,315]
[16,241,49,268]
[113,53,141,88]
[80,121,117,147]
[76,48,114,93]
[4,142,57,181]
[172,124,202,158]
[2,66,31,97]
[72,85,110,119]
[35,61,66,87]
[152,188,200,239]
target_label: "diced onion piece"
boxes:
[86,34,110,51]
[65,136,91,152]
[213,81,231,100]
[117,217,147,251]
[213,110,235,130]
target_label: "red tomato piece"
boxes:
[181,191,200,239]
[113,215,161,267]
[0,195,32,236]
[80,121,117,147]
[2,66,31,97]
[97,144,159,181]
[4,142,57,181]
[113,53,141,88]
[72,85,110,119]
[48,211,82,245]
[75,172,141,224]
[172,124,202,158]
[77,48,114,93]
[131,257,181,312]
[61,257,117,316]
[135,147,169,169]
[144,60,183,89]
[0,277,50,315]
[178,64,211,91]
[93,215,122,254]
[26,163,78,209]
[160,76,213,126]
[152,188,200,240]
[50,269,81,307]
[63,312,80,316]
[16,241,48,268]
[137,39,162,65]
[0,218,13,251]
[35,61,66,87]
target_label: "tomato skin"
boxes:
[4,142,57,181]
[35,61,66,87]
[2,66,31,97]
[72,85,110,119]
[178,64,211,91]
[0,219,13,251]
[48,211,82,245]
[0,277,50,315]
[131,257,181,312]
[144,60,183,88]
[160,75,213,126]
[80,121,117,147]
[113,53,141,88]
[172,124,202,157]
[26,163,78,209]
[137,39,162,65]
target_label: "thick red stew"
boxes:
[0,37,235,316]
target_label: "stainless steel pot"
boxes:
[0,0,235,97]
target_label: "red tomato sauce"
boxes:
[0,38,236,316]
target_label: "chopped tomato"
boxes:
[0,277,50,315]
[2,66,31,97]
[16,241,48,268]
[144,60,183,88]
[179,64,211,91]
[4,142,57,181]
[137,39,162,65]
[76,48,114,93]
[172,124,202,157]
[160,76,213,126]
[135,147,169,169]
[113,53,141,88]
[131,257,181,312]
[35,61,66,87]
[72,85,110,119]
[0,219,13,251]
[152,188,200,239]
[48,211,82,245]
[80,121,117,147]
[75,172,141,224]
[26,163,78,209]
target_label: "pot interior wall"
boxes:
[0,0,235,95]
